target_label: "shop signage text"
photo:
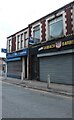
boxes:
[43,40,74,50]
[7,48,28,59]
[62,40,74,46]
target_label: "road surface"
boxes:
[2,81,72,118]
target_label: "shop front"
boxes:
[6,48,28,79]
[37,35,74,84]
[29,45,39,80]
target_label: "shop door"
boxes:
[31,56,39,80]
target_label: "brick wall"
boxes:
[41,19,46,41]
[12,35,16,52]
[65,6,73,35]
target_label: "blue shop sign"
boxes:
[7,48,28,59]
[6,57,21,62]
[1,48,7,53]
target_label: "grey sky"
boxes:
[0,0,73,57]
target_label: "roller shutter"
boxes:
[7,60,22,79]
[39,54,73,84]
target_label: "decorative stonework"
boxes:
[41,19,46,41]
[63,12,67,35]
[65,6,73,35]
[71,6,74,33]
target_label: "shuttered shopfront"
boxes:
[37,35,74,84]
[7,60,22,79]
[6,48,28,79]
[39,53,73,84]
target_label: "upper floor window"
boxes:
[7,39,12,53]
[16,31,28,50]
[20,34,24,49]
[33,25,40,43]
[24,32,28,47]
[48,16,63,39]
[17,35,20,50]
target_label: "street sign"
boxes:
[29,37,35,45]
[1,48,7,53]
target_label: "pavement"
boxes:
[0,75,74,97]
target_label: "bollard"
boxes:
[47,74,50,88]
[21,72,23,81]
[5,72,7,80]
[21,72,25,81]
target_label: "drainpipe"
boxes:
[5,63,7,80]
[21,57,25,81]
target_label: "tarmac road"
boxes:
[2,82,72,118]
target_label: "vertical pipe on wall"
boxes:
[21,57,25,81]
[5,63,7,80]
[28,25,31,80]
[27,56,29,79]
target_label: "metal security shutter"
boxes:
[39,54,73,84]
[7,60,22,79]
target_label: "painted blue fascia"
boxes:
[6,48,28,59]
[6,57,21,62]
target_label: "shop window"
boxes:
[33,25,40,44]
[48,16,64,40]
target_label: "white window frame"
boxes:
[46,11,65,41]
[31,23,42,42]
[48,16,63,38]
[20,33,24,49]
[7,37,12,53]
[6,40,8,52]
[24,31,28,48]
[16,29,28,51]
[17,35,21,50]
